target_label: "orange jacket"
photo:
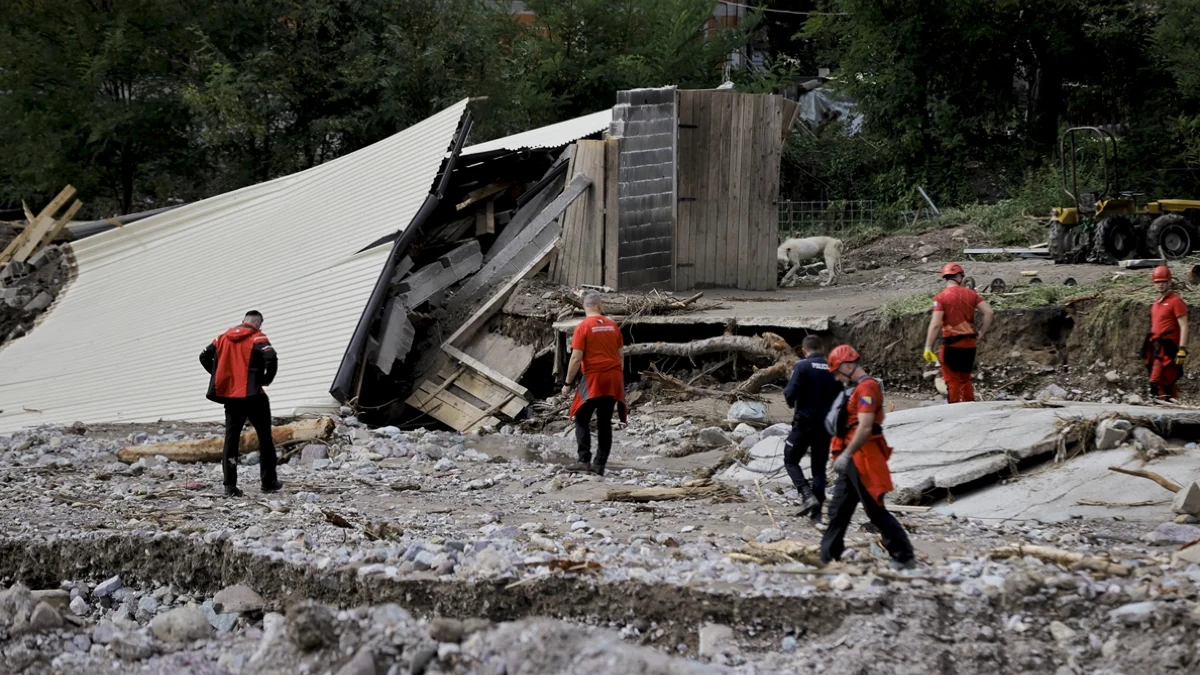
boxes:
[200,324,277,402]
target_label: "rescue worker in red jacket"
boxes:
[199,310,282,497]
[1142,265,1189,401]
[820,345,915,569]
[923,263,994,403]
[561,294,627,476]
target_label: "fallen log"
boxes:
[624,333,792,360]
[606,478,744,503]
[990,544,1132,576]
[117,417,335,464]
[640,367,760,402]
[1107,466,1182,493]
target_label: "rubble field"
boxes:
[4,406,1200,675]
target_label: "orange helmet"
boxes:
[941,263,964,278]
[1153,265,1173,282]
[827,344,861,372]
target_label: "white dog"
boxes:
[777,236,844,286]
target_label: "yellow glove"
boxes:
[922,348,939,364]
[1178,347,1188,366]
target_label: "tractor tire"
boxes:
[1146,214,1198,259]
[1048,222,1090,264]
[1095,216,1137,260]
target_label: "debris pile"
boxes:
[0,185,80,347]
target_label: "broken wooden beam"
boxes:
[605,478,745,503]
[374,297,416,375]
[1,185,76,265]
[990,544,1132,576]
[116,417,335,464]
[395,239,482,308]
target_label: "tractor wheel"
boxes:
[1146,214,1198,259]
[1095,216,1137,260]
[1048,222,1090,263]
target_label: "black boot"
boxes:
[590,462,606,476]
[797,482,819,516]
[224,485,244,498]
[810,500,825,524]
[262,479,282,493]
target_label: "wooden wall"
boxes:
[549,139,609,287]
[675,90,794,291]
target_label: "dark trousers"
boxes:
[820,463,914,564]
[222,395,278,488]
[783,419,829,500]
[574,396,615,466]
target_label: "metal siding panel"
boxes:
[0,100,470,432]
[461,110,612,156]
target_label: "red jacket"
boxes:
[200,324,277,402]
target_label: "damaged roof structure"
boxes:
[0,86,798,434]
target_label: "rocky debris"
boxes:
[110,627,154,661]
[287,600,335,651]
[93,574,123,598]
[698,622,737,660]
[301,444,329,465]
[151,605,213,643]
[1132,426,1170,458]
[69,595,89,616]
[696,427,732,448]
[1173,482,1200,516]
[1095,418,1130,450]
[213,583,265,614]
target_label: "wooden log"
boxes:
[990,544,1132,576]
[605,478,744,503]
[1108,466,1183,493]
[117,417,335,464]
[623,333,792,360]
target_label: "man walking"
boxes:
[782,335,841,521]
[1142,265,1189,401]
[923,263,994,403]
[561,294,627,476]
[820,345,915,569]
[200,310,282,497]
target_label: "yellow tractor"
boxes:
[1048,126,1200,263]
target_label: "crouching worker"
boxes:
[820,345,916,569]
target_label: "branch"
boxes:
[1107,466,1182,493]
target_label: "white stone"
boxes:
[1132,426,1168,456]
[69,596,89,616]
[1105,370,1120,383]
[1172,482,1200,516]
[1048,620,1077,642]
[93,576,122,598]
[150,606,213,643]
[731,423,756,439]
[831,574,853,592]
[1108,601,1161,625]
[698,623,736,659]
[213,584,264,614]
[1094,419,1129,450]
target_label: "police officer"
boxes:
[782,335,841,520]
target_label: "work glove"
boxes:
[832,453,852,475]
[922,348,939,365]
[1178,347,1188,366]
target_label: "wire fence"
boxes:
[777,199,879,238]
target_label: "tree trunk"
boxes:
[624,334,793,361]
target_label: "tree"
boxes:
[0,0,199,215]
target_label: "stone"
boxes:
[830,574,853,592]
[136,595,159,620]
[429,617,466,643]
[696,427,732,448]
[755,528,784,543]
[727,401,767,423]
[70,596,89,616]
[1003,570,1043,599]
[93,575,123,598]
[286,600,335,651]
[1048,620,1077,642]
[1109,601,1161,625]
[698,623,736,659]
[781,636,797,651]
[1038,384,1069,400]
[151,606,213,643]
[92,620,117,645]
[1132,426,1168,456]
[245,525,265,539]
[1094,419,1129,451]
[23,291,53,312]
[31,588,70,609]
[1144,522,1200,545]
[741,526,759,541]
[731,423,756,439]
[1171,543,1200,566]
[27,602,63,631]
[934,377,948,395]
[1172,482,1200,516]
[1105,370,1120,383]
[760,423,791,439]
[915,244,938,258]
[434,457,457,472]
[110,629,153,661]
[335,647,378,675]
[213,584,264,614]
[300,444,329,464]
[409,647,438,675]
[244,451,260,466]
[250,613,285,664]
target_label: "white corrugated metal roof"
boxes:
[462,109,612,156]
[0,100,469,432]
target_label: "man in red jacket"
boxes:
[1143,265,1189,400]
[200,310,282,497]
[923,263,994,403]
[561,294,627,476]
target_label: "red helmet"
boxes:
[941,263,964,278]
[827,344,861,372]
[1153,265,1173,282]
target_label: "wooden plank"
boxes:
[463,331,535,381]
[603,137,620,289]
[444,346,529,399]
[675,91,695,292]
[35,199,83,254]
[451,369,526,419]
[475,199,495,236]
[409,382,498,431]
[445,237,558,349]
[725,94,743,288]
[761,96,785,290]
[582,140,606,286]
[462,392,517,432]
[744,95,765,290]
[2,186,76,264]
[456,181,513,211]
[709,93,729,287]
[694,91,713,288]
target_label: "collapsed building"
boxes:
[0,87,800,434]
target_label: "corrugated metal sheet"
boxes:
[0,100,469,432]
[462,109,612,156]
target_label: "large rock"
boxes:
[150,606,213,643]
[300,444,329,465]
[0,583,37,629]
[1145,522,1200,545]
[286,600,335,651]
[1172,482,1200,516]
[26,602,63,632]
[1132,426,1168,457]
[698,623,737,659]
[93,575,123,598]
[696,427,732,448]
[110,629,154,661]
[1094,419,1129,450]
[335,647,378,675]
[212,584,264,614]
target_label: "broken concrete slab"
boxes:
[942,446,1200,523]
[1095,418,1130,450]
[22,291,52,313]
